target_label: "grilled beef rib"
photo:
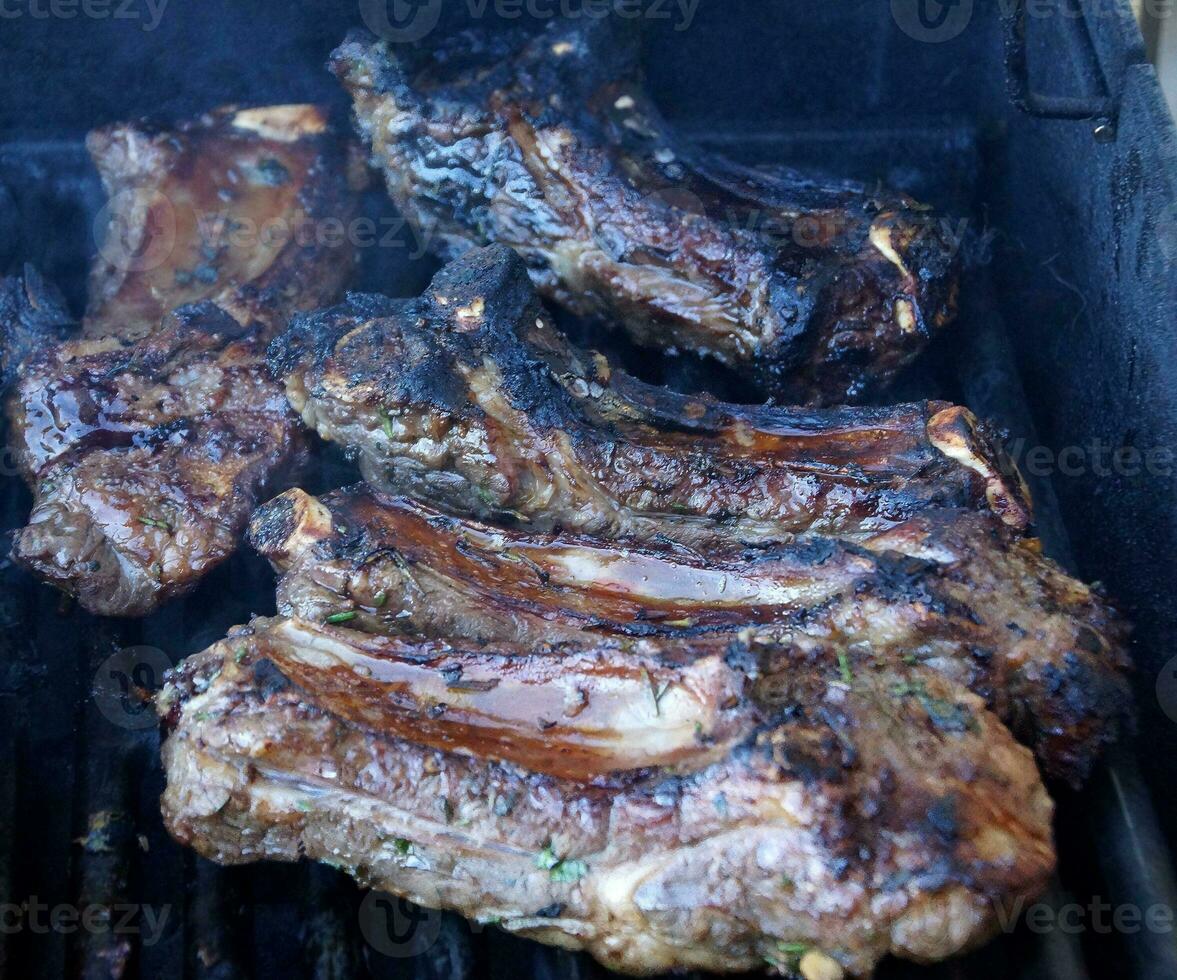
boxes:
[159,616,1054,977]
[4,105,362,615]
[250,485,1131,785]
[331,21,960,404]
[268,244,1028,550]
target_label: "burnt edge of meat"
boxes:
[0,265,75,390]
[331,21,960,404]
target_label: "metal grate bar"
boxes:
[303,864,362,979]
[73,623,140,980]
[186,859,251,979]
[0,694,16,977]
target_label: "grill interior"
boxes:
[2,2,1177,978]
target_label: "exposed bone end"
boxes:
[895,298,917,334]
[799,950,845,980]
[868,219,913,283]
[248,488,334,570]
[230,104,329,142]
[84,121,172,189]
[889,888,993,965]
[927,406,1033,531]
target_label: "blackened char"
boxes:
[0,265,74,390]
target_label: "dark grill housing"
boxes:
[2,1,1176,977]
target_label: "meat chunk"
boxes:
[5,105,362,615]
[331,22,959,404]
[250,485,1131,785]
[10,305,306,615]
[159,617,1054,977]
[84,103,363,340]
[269,244,1028,551]
[177,616,757,781]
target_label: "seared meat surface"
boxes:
[159,617,1054,977]
[270,245,1028,549]
[5,105,362,615]
[176,616,757,781]
[251,486,1130,785]
[84,104,363,340]
[10,305,307,615]
[0,266,75,390]
[331,22,959,404]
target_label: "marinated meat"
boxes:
[269,245,1029,551]
[84,103,363,340]
[250,485,1131,785]
[5,105,362,615]
[331,22,960,404]
[9,304,310,615]
[159,617,1054,977]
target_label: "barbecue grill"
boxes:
[2,1,1176,977]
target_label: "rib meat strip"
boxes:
[269,244,1029,551]
[250,485,1131,785]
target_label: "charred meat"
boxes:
[5,105,362,616]
[332,22,959,404]
[269,245,1028,550]
[250,485,1131,785]
[0,265,75,391]
[159,617,1053,977]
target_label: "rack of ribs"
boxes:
[158,616,1054,978]
[160,242,1120,977]
[331,20,960,405]
[249,485,1130,786]
[268,244,1028,550]
[3,105,364,615]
